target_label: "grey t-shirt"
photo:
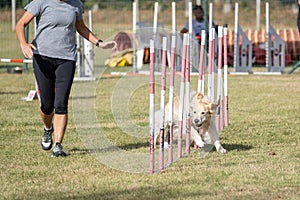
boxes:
[25,0,83,61]
[184,19,206,36]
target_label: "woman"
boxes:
[16,0,117,157]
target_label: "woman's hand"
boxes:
[20,43,37,58]
[98,41,117,51]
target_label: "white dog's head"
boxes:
[190,92,219,130]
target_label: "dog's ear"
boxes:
[197,92,204,103]
[209,102,219,114]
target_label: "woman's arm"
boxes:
[75,19,117,50]
[16,11,37,58]
[75,19,98,44]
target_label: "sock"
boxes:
[44,125,53,131]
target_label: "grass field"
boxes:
[0,65,299,199]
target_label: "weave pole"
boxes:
[167,2,176,164]
[178,33,188,159]
[172,2,176,34]
[168,35,176,164]
[153,2,158,35]
[186,2,192,155]
[223,25,229,127]
[211,28,215,102]
[195,30,206,150]
[185,34,191,155]
[197,30,206,95]
[152,2,158,71]
[265,2,270,71]
[209,3,213,29]
[233,2,239,73]
[188,1,193,74]
[217,26,224,132]
[207,28,213,101]
[132,1,137,73]
[159,37,167,170]
[149,39,155,174]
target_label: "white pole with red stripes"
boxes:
[185,34,190,155]
[195,30,206,150]
[149,39,155,174]
[0,58,32,64]
[211,28,215,102]
[223,25,229,127]
[186,2,192,155]
[207,28,213,101]
[168,35,176,164]
[197,30,206,95]
[167,2,176,165]
[159,37,167,170]
[217,26,224,132]
[177,33,188,159]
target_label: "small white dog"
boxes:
[155,92,227,154]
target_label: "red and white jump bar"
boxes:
[0,58,32,64]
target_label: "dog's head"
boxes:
[190,92,219,130]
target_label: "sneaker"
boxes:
[41,126,53,151]
[51,143,67,157]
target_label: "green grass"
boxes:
[0,66,300,199]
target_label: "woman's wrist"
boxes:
[95,39,103,47]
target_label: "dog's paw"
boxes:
[193,135,206,148]
[217,147,227,154]
[195,140,205,148]
[214,141,227,154]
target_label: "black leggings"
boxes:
[33,54,76,115]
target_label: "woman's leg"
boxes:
[40,110,54,129]
[33,54,56,150]
[53,59,76,145]
[53,114,68,144]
